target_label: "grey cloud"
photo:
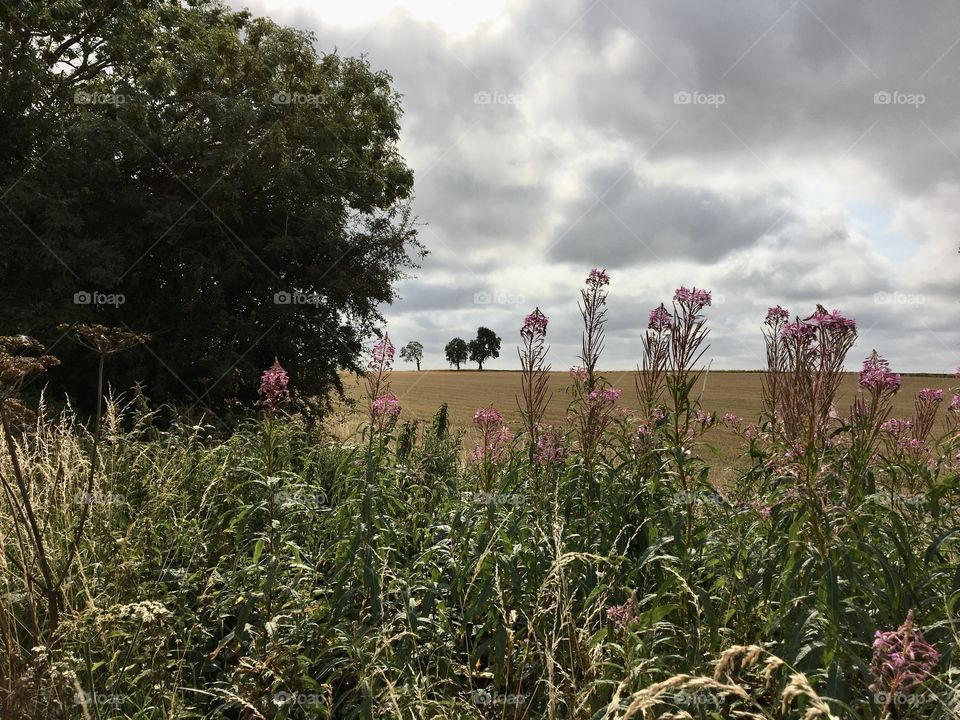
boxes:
[548,168,793,266]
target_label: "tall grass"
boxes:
[0,279,958,719]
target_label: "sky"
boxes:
[229,0,960,372]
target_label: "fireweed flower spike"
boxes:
[259,358,290,415]
[765,305,789,326]
[471,406,512,490]
[519,308,551,451]
[870,610,939,697]
[586,268,610,288]
[673,286,712,311]
[648,304,672,332]
[371,392,401,434]
[521,309,548,337]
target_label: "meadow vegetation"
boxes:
[1,270,958,719]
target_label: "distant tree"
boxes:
[400,340,424,371]
[468,327,501,370]
[445,338,469,370]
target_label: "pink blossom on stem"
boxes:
[859,355,901,392]
[870,610,939,694]
[259,359,290,414]
[586,268,611,288]
[533,425,565,467]
[765,306,789,325]
[587,387,621,403]
[371,393,401,423]
[607,601,635,628]
[521,308,549,337]
[370,337,395,368]
[648,304,672,331]
[917,388,944,402]
[673,286,712,310]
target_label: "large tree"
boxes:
[399,340,423,371]
[0,0,420,414]
[444,337,468,370]
[468,327,501,370]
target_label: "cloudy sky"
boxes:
[231,0,959,372]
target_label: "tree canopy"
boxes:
[0,0,420,414]
[399,341,423,371]
[444,338,468,370]
[468,327,501,370]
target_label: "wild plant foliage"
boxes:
[1,282,958,719]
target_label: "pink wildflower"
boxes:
[521,308,548,337]
[533,425,565,467]
[917,388,944,403]
[870,610,940,694]
[258,359,290,414]
[587,387,621,403]
[648,304,672,332]
[607,600,635,628]
[673,286,712,309]
[586,268,611,287]
[765,306,789,325]
[859,355,901,392]
[371,392,401,423]
[371,337,395,367]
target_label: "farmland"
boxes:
[341,369,956,464]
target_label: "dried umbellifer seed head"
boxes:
[57,323,151,355]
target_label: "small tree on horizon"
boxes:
[445,338,468,370]
[399,341,424,371]
[468,327,501,370]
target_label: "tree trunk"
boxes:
[416,359,420,371]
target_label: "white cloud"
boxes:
[228,0,960,372]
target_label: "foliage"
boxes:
[399,341,424,371]
[468,327,501,371]
[0,0,421,412]
[1,275,959,720]
[445,337,469,370]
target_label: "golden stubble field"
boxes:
[337,370,956,475]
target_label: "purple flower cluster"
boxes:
[917,388,944,403]
[950,394,960,415]
[648,304,672,332]
[371,392,401,423]
[258,359,290,414]
[586,268,610,288]
[765,305,789,326]
[371,337,395,367]
[521,308,549,337]
[474,407,504,426]
[859,355,902,392]
[694,410,713,427]
[533,426,565,467]
[587,387,622,403]
[808,307,857,335]
[881,418,914,437]
[607,601,635,628]
[782,320,816,343]
[673,286,712,309]
[471,406,512,465]
[569,367,587,382]
[870,610,940,694]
